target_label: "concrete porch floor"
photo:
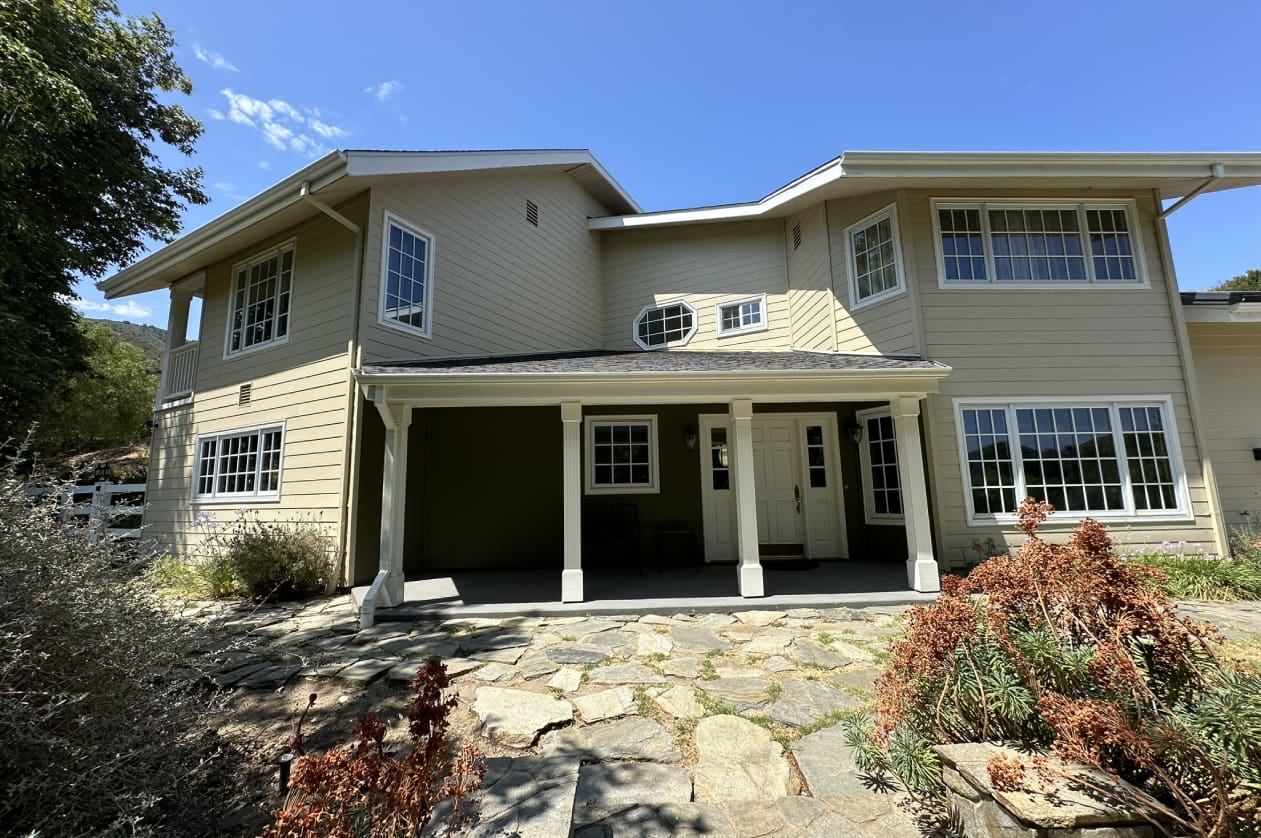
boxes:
[350,559,937,620]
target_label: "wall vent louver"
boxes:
[238,383,252,407]
[792,222,802,250]
[525,199,539,227]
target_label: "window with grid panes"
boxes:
[805,425,828,488]
[848,209,903,305]
[195,426,283,500]
[936,202,1139,285]
[587,418,658,492]
[957,401,1185,520]
[859,410,903,520]
[381,216,434,335]
[228,244,294,354]
[710,427,730,490]
[717,296,766,336]
[633,301,696,349]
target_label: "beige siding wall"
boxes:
[145,196,365,559]
[903,189,1218,564]
[825,191,920,355]
[785,204,836,351]
[601,220,791,351]
[1188,323,1261,526]
[360,170,607,362]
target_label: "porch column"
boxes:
[891,397,941,593]
[156,287,193,408]
[561,401,584,602]
[730,399,764,597]
[361,401,410,628]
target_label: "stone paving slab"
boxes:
[572,762,692,827]
[541,716,682,763]
[448,755,582,838]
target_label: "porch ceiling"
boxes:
[356,350,951,406]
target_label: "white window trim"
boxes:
[931,198,1150,290]
[584,414,660,495]
[952,395,1192,526]
[631,299,698,350]
[191,421,286,504]
[845,204,907,311]
[715,293,769,338]
[855,407,905,526]
[223,240,296,360]
[377,210,438,339]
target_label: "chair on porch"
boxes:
[581,502,640,569]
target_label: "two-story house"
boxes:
[99,150,1261,626]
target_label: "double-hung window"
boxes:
[716,294,767,337]
[956,398,1187,522]
[585,416,659,494]
[935,201,1143,286]
[856,407,904,523]
[846,205,905,308]
[194,424,284,500]
[379,213,436,337]
[227,243,294,355]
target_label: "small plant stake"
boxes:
[279,693,317,794]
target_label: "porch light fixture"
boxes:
[845,418,864,445]
[683,425,698,452]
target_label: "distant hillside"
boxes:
[87,318,166,372]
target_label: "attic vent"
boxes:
[792,222,802,250]
[238,383,252,407]
[525,199,539,227]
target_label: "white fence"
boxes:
[27,482,146,543]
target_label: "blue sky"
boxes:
[81,0,1261,326]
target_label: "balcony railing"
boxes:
[164,341,199,402]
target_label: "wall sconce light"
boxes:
[845,418,864,445]
[684,425,698,452]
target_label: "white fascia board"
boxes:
[344,149,641,213]
[1183,303,1261,323]
[99,151,348,299]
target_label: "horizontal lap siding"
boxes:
[361,171,607,362]
[144,199,364,558]
[904,188,1217,563]
[1188,324,1261,524]
[601,220,791,351]
[826,192,919,356]
[786,204,836,351]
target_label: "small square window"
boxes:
[716,295,767,337]
[586,416,659,494]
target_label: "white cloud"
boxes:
[213,181,246,201]
[258,160,271,170]
[207,107,225,120]
[193,44,238,72]
[365,80,403,103]
[219,89,346,158]
[73,298,153,319]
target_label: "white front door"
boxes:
[752,420,801,544]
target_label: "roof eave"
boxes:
[353,363,952,387]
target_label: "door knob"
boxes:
[794,484,801,513]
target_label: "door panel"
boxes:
[752,420,800,544]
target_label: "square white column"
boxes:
[561,401,584,602]
[891,397,940,593]
[730,398,764,597]
[361,400,411,628]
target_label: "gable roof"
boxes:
[589,151,1261,230]
[100,149,638,298]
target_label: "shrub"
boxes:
[0,463,219,835]
[193,510,336,601]
[847,499,1261,837]
[1129,552,1261,601]
[264,659,485,837]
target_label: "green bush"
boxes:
[847,499,1261,837]
[1130,552,1261,601]
[0,463,220,835]
[193,510,336,602]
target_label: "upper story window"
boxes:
[846,205,905,308]
[934,201,1143,286]
[955,398,1188,523]
[633,300,697,350]
[586,415,660,494]
[379,213,436,337]
[194,424,284,501]
[716,294,767,337]
[227,242,294,356]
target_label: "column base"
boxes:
[561,568,584,603]
[907,555,941,593]
[739,562,765,597]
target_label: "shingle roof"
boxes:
[361,350,948,377]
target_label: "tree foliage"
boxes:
[847,500,1261,836]
[1210,268,1261,293]
[35,320,156,458]
[0,0,205,442]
